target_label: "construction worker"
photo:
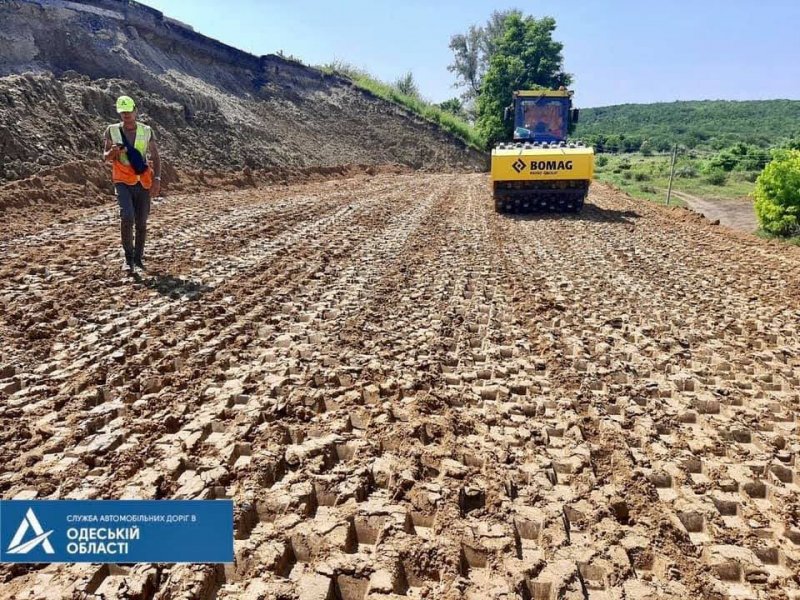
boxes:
[103,95,161,272]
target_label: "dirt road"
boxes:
[1,175,799,599]
[670,190,758,233]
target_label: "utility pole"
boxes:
[666,144,678,205]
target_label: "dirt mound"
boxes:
[0,160,109,211]
[0,0,486,188]
[0,159,412,229]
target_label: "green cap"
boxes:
[116,95,136,113]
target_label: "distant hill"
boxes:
[574,100,800,152]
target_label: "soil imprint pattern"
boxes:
[1,176,799,600]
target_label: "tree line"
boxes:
[575,100,800,153]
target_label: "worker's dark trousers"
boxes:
[115,182,150,262]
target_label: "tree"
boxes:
[654,138,672,153]
[438,98,466,118]
[591,133,607,153]
[622,136,642,153]
[448,10,522,101]
[448,25,483,101]
[474,14,572,147]
[394,72,420,98]
[481,10,523,60]
[754,149,800,236]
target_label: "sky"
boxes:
[139,0,800,108]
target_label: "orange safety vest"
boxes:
[108,123,153,189]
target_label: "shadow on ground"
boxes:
[503,203,641,225]
[134,272,213,300]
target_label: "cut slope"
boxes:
[0,0,486,188]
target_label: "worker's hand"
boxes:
[104,145,121,162]
[150,180,161,199]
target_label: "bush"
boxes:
[706,169,728,185]
[707,151,737,172]
[595,155,609,168]
[754,150,800,236]
[675,164,698,178]
[394,72,420,98]
[632,171,650,181]
[706,144,771,173]
[438,98,465,118]
[640,184,657,193]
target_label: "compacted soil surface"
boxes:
[1,175,799,599]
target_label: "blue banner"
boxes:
[0,500,233,563]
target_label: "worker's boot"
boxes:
[121,220,135,272]
[134,224,146,270]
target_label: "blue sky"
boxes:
[140,0,800,108]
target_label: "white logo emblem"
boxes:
[7,508,55,554]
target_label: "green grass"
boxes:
[755,230,800,247]
[594,152,757,206]
[597,153,800,247]
[317,61,485,151]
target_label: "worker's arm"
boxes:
[149,137,162,198]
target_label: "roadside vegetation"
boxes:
[594,143,800,246]
[593,145,767,205]
[753,148,800,241]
